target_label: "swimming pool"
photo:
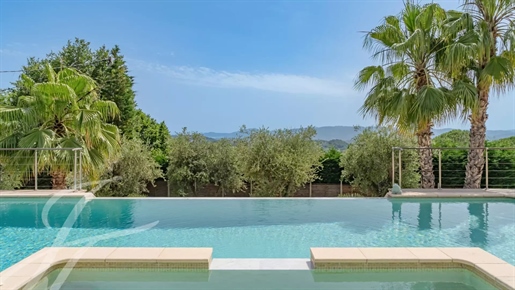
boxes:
[1,197,514,271]
[32,268,497,290]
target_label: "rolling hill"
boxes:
[203,126,515,142]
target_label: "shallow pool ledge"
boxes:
[0,247,213,290]
[310,247,515,290]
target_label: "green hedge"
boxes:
[433,133,515,188]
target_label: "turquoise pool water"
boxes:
[33,268,496,290]
[1,198,514,271]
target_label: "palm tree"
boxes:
[0,64,120,189]
[356,2,477,189]
[449,0,515,188]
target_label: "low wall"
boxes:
[146,180,359,197]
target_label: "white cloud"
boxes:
[131,60,351,96]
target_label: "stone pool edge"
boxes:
[1,247,513,290]
[311,247,515,290]
[385,188,515,199]
[0,247,212,290]
[0,190,95,200]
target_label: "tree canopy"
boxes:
[96,138,163,197]
[356,2,477,189]
[0,64,120,189]
[444,0,515,188]
[238,126,322,197]
[341,127,420,196]
[11,39,136,132]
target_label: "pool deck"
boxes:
[1,247,513,290]
[0,190,95,200]
[310,247,514,290]
[386,188,515,199]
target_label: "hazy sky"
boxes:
[1,0,514,133]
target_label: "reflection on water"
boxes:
[1,197,513,271]
[390,200,491,247]
[468,203,488,246]
[0,198,136,229]
[418,203,433,230]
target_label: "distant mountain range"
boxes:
[203,126,515,142]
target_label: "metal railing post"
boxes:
[392,148,395,187]
[73,150,77,191]
[34,150,38,191]
[485,148,489,190]
[438,149,442,190]
[398,149,402,188]
[79,150,82,191]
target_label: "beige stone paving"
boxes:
[0,247,212,290]
[386,188,515,199]
[0,190,95,199]
[407,248,452,262]
[310,248,365,262]
[359,247,418,262]
[310,247,515,290]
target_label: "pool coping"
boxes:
[386,188,515,199]
[0,247,212,290]
[2,188,515,200]
[1,247,513,290]
[311,247,515,290]
[0,190,95,200]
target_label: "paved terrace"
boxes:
[0,190,95,199]
[386,188,515,199]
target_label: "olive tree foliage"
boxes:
[96,138,163,197]
[167,129,245,196]
[238,126,323,197]
[210,138,245,196]
[341,127,420,196]
[167,129,213,196]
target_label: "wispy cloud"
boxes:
[131,60,351,96]
[0,48,25,57]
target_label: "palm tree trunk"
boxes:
[465,88,489,189]
[417,123,435,189]
[51,170,67,190]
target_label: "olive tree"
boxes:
[209,138,245,196]
[238,126,322,197]
[96,138,163,197]
[167,128,213,196]
[341,127,420,196]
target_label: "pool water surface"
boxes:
[1,197,514,271]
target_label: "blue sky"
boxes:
[1,0,514,133]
